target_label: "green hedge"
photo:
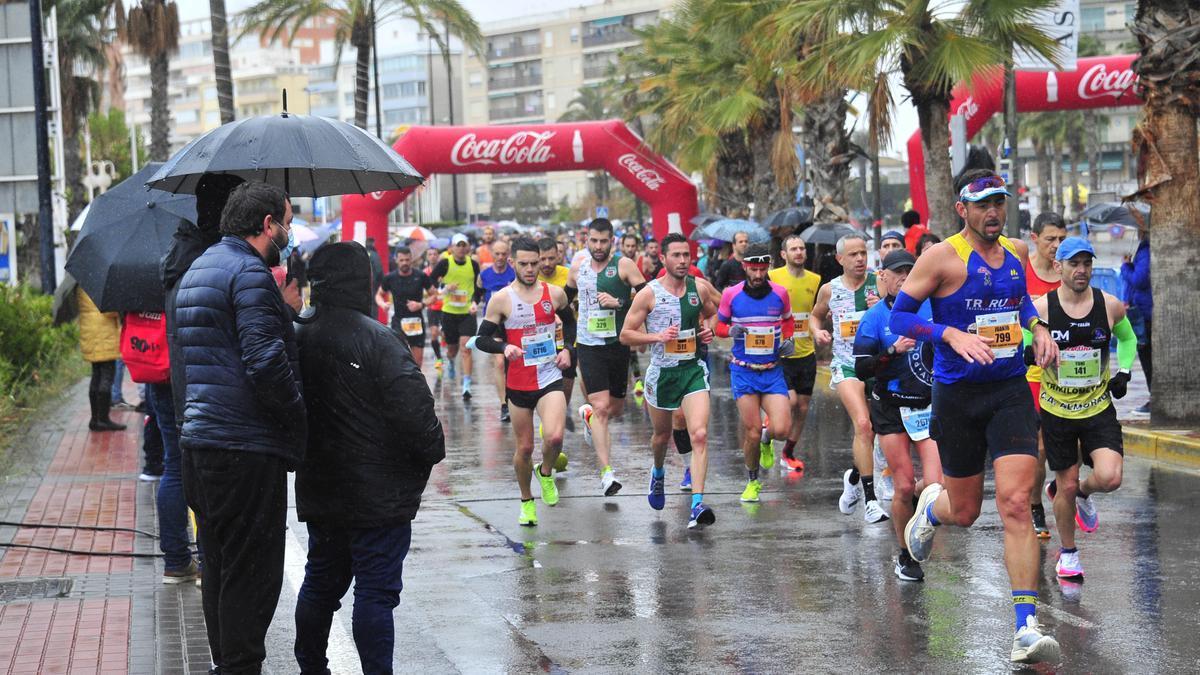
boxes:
[0,284,81,400]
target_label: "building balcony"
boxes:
[490,104,544,120]
[489,73,543,91]
[488,42,541,60]
[582,64,613,80]
[583,27,636,48]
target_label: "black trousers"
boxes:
[1139,318,1153,392]
[89,361,115,397]
[183,448,288,675]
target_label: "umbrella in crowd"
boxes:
[297,219,340,256]
[798,222,859,246]
[146,111,423,197]
[396,225,436,241]
[1079,202,1150,229]
[689,218,770,243]
[762,206,814,235]
[66,162,197,313]
[690,213,725,228]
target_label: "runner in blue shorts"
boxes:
[716,244,794,504]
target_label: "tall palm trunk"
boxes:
[149,52,171,161]
[210,0,235,123]
[1049,138,1063,214]
[1087,112,1102,193]
[1068,141,1082,216]
[713,131,754,215]
[749,90,794,218]
[353,42,370,129]
[917,98,956,236]
[1033,139,1051,213]
[799,91,850,212]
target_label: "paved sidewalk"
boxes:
[0,382,210,675]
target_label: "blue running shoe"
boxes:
[648,471,666,510]
[679,467,693,491]
[688,502,715,529]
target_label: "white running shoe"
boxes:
[876,472,895,501]
[579,404,594,446]
[1055,549,1084,578]
[905,482,943,562]
[601,468,622,496]
[1010,615,1061,664]
[838,469,863,514]
[863,499,890,524]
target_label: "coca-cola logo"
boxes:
[618,153,666,191]
[1077,64,1137,101]
[955,97,979,120]
[450,131,555,167]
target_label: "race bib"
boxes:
[400,316,423,337]
[665,328,696,360]
[900,405,932,441]
[839,310,865,341]
[1058,348,1102,387]
[793,312,810,339]
[555,321,565,350]
[521,326,557,366]
[446,289,470,310]
[744,326,775,356]
[587,309,617,338]
[972,311,1021,358]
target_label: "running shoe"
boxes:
[1075,494,1099,533]
[740,479,763,503]
[519,500,537,527]
[1134,401,1151,415]
[579,404,594,446]
[905,482,943,563]
[1055,549,1084,578]
[1044,479,1058,502]
[1010,615,1061,664]
[688,502,716,529]
[838,469,863,514]
[679,467,693,491]
[648,471,666,510]
[1032,505,1051,540]
[894,549,925,582]
[534,463,558,506]
[500,404,511,423]
[759,421,770,445]
[877,471,895,501]
[873,436,887,470]
[759,440,775,469]
[447,359,456,379]
[634,379,644,395]
[863,500,890,523]
[782,455,805,473]
[554,451,569,473]
[462,378,472,399]
[601,467,622,496]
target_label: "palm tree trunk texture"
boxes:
[749,95,794,218]
[1035,140,1052,213]
[1087,112,1101,193]
[354,43,370,129]
[210,0,235,124]
[918,98,956,236]
[1068,143,1082,216]
[1050,139,1063,214]
[799,91,850,213]
[149,52,171,161]
[713,132,754,216]
[63,130,85,221]
[1144,106,1200,422]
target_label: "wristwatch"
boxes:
[1027,316,1050,332]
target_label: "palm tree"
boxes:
[777,0,1061,234]
[210,0,235,124]
[122,0,180,161]
[50,0,115,218]
[1129,2,1200,421]
[239,0,483,131]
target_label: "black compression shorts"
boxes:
[931,375,1039,478]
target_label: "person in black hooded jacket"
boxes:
[293,241,445,675]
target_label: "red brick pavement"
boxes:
[0,597,130,674]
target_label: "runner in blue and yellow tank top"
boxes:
[889,170,1062,665]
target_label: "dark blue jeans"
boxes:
[294,522,412,675]
[148,382,191,570]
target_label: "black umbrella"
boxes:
[690,212,725,227]
[51,272,79,325]
[1078,202,1150,229]
[65,162,196,313]
[146,112,423,197]
[762,206,814,235]
[798,222,858,246]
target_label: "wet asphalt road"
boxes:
[262,350,1200,674]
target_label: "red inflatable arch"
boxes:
[342,120,698,274]
[907,54,1143,221]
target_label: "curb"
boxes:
[1121,426,1200,470]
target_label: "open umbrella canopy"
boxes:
[1078,202,1150,229]
[798,222,859,246]
[146,113,423,197]
[762,206,814,234]
[396,225,436,241]
[690,213,725,228]
[689,218,769,243]
[66,162,197,312]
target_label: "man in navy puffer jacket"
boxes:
[176,181,305,675]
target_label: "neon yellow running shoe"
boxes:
[534,463,559,506]
[554,451,569,472]
[519,500,537,526]
[740,479,763,503]
[759,440,774,469]
[634,379,644,395]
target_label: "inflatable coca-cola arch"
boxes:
[907,54,1143,221]
[342,120,698,276]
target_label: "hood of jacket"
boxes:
[161,221,222,292]
[308,242,374,317]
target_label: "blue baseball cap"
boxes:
[1055,236,1096,261]
[881,230,905,244]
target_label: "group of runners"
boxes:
[374,169,1133,664]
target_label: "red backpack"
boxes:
[120,312,171,384]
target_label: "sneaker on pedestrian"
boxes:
[838,469,863,514]
[461,378,472,399]
[1032,505,1051,540]
[163,559,199,585]
[1075,494,1099,533]
[876,471,894,501]
[688,502,715,529]
[112,399,135,410]
[679,467,693,491]
[863,499,890,524]
[500,404,511,423]
[905,482,943,563]
[601,467,622,496]
[759,439,774,469]
[1010,615,1061,664]
[1134,400,1150,415]
[534,463,558,506]
[740,479,762,503]
[519,500,537,527]
[579,404,594,446]
[139,464,163,481]
[647,471,666,510]
[1055,549,1084,578]
[894,549,925,582]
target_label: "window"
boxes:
[176,109,198,125]
[570,27,579,43]
[469,72,483,86]
[1124,3,1136,23]
[544,31,553,48]
[475,190,488,205]
[1081,7,1105,31]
